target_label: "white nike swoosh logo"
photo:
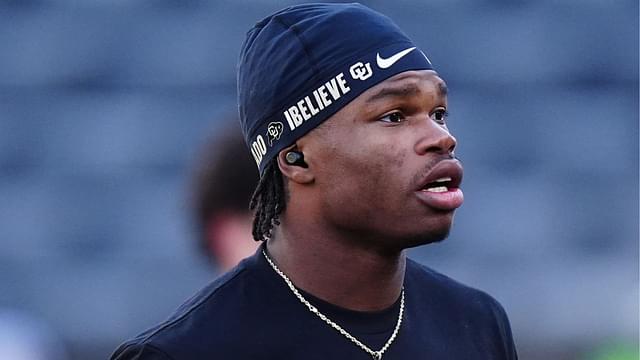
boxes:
[376,47,417,69]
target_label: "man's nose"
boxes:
[414,120,457,156]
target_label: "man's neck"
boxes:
[265,217,406,312]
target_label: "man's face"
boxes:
[299,70,463,251]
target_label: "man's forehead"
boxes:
[363,71,447,103]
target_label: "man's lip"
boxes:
[416,159,463,191]
[415,188,464,211]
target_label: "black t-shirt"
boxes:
[112,245,518,359]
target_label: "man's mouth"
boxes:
[415,160,464,211]
[422,177,453,193]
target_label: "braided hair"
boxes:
[249,159,287,241]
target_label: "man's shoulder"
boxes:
[111,255,265,360]
[406,258,509,318]
[407,259,517,358]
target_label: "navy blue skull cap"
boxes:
[237,2,434,173]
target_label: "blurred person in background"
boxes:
[189,124,260,271]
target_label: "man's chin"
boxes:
[404,228,450,249]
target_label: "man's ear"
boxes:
[277,144,314,185]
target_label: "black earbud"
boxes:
[284,151,308,168]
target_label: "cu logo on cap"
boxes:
[350,62,373,81]
[267,122,284,146]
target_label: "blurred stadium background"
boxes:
[0,0,637,359]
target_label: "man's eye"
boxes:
[431,109,449,125]
[379,111,406,123]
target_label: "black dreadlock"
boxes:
[249,159,287,242]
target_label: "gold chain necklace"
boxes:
[262,250,405,360]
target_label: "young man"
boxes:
[112,3,518,359]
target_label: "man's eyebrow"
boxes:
[366,82,448,103]
[438,82,448,96]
